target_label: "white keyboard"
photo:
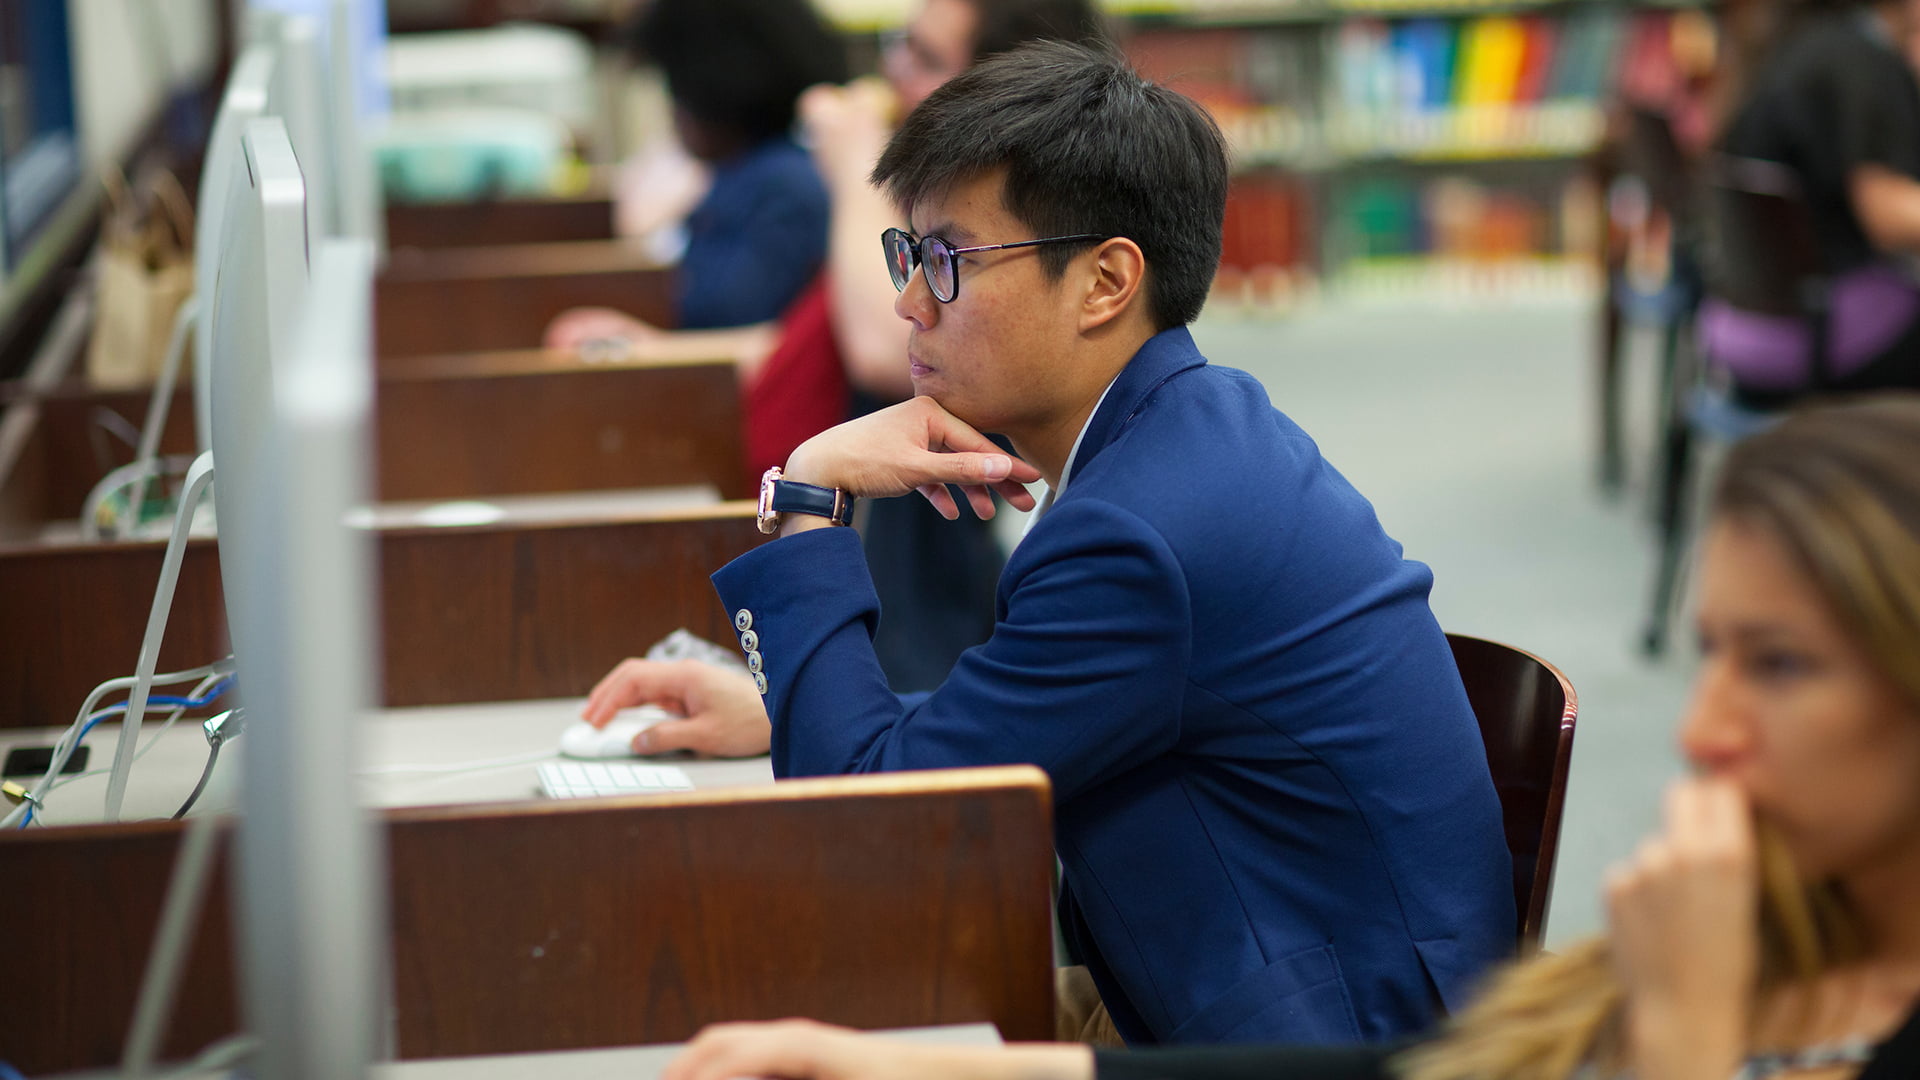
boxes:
[537,761,695,800]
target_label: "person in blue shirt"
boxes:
[625,0,845,329]
[583,42,1514,1046]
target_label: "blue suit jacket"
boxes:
[712,327,1514,1045]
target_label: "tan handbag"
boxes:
[86,168,196,388]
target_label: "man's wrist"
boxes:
[778,514,839,539]
[781,445,835,490]
[759,459,854,536]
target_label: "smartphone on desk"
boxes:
[4,745,89,777]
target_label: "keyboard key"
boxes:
[537,762,695,800]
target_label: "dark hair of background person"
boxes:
[965,0,1110,61]
[872,40,1229,330]
[628,0,851,148]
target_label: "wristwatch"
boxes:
[757,466,855,534]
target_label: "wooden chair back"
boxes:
[1447,633,1579,948]
[1702,154,1828,320]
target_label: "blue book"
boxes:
[1396,19,1457,111]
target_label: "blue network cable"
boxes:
[74,678,235,745]
[12,678,235,829]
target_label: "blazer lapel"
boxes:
[1066,326,1209,481]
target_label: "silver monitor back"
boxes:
[193,45,278,454]
[208,116,311,687]
[329,0,387,248]
[231,236,386,1080]
[249,0,387,247]
[272,14,334,246]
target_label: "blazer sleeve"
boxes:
[711,497,1192,798]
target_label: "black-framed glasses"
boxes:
[881,227,1108,303]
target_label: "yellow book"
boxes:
[1456,17,1528,106]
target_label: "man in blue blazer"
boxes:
[582,41,1514,1046]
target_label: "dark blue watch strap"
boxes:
[771,479,854,526]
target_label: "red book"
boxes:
[1512,17,1558,105]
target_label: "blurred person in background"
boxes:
[551,0,1109,692]
[654,395,1920,1079]
[1699,0,1920,405]
[586,0,846,330]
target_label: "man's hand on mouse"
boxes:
[581,658,771,758]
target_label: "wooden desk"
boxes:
[386,194,615,250]
[377,242,676,358]
[0,766,1054,1072]
[0,353,747,533]
[0,501,764,728]
[374,1025,1001,1080]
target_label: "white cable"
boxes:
[40,674,229,814]
[126,294,199,523]
[106,452,217,821]
[0,659,233,829]
[79,455,197,541]
[165,1033,259,1077]
[359,750,557,776]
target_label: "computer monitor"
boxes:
[271,14,334,248]
[329,0,387,248]
[230,235,385,1080]
[193,45,278,454]
[252,0,388,246]
[208,116,312,673]
[102,115,313,820]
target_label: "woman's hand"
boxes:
[1606,777,1759,1080]
[662,1020,1092,1080]
[798,79,895,189]
[542,307,665,357]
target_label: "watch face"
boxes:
[757,466,782,534]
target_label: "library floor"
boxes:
[1194,297,1693,947]
[1001,294,1685,949]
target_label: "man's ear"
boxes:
[1078,238,1147,332]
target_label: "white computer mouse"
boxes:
[558,705,677,759]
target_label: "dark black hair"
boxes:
[630,0,849,147]
[873,40,1228,329]
[965,0,1109,61]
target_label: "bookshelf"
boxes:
[1122,2,1708,305]
[814,0,1704,305]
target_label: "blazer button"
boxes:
[752,671,769,695]
[746,651,763,674]
[739,629,759,653]
[734,609,753,632]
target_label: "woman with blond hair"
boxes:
[659,395,1920,1079]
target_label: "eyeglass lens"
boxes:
[883,229,914,293]
[882,229,963,302]
[922,236,956,300]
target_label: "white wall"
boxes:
[68,0,222,169]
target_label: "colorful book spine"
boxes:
[1454,16,1528,107]
[1511,17,1557,104]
